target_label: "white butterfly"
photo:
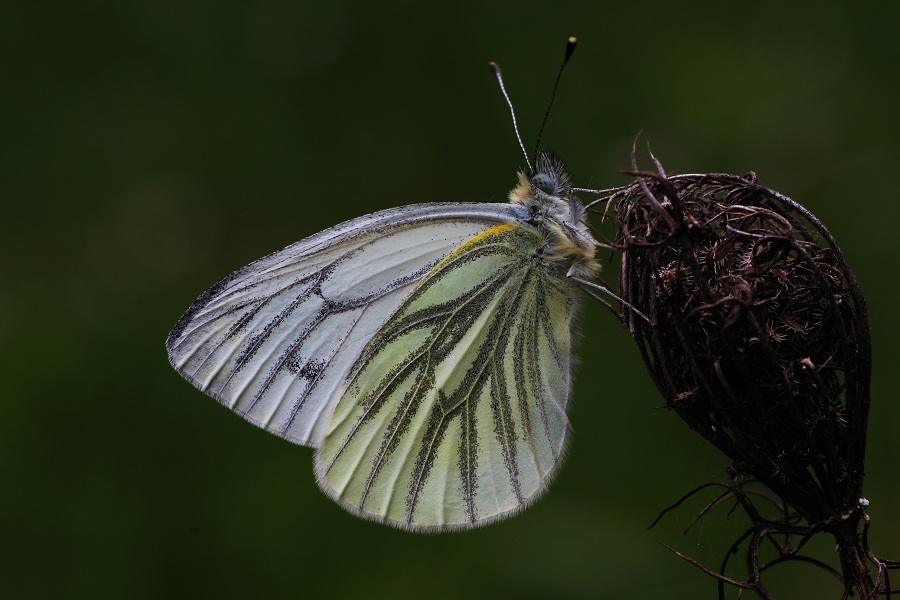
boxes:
[167,38,613,531]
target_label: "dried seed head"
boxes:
[615,169,871,526]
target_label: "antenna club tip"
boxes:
[563,37,578,61]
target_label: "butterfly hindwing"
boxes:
[316,223,578,530]
[166,203,528,447]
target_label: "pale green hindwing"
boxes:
[316,223,577,530]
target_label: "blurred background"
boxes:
[3,1,898,598]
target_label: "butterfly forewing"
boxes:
[316,223,577,530]
[166,203,528,447]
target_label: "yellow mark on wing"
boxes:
[398,224,530,313]
[442,224,517,263]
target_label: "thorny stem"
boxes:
[833,519,875,599]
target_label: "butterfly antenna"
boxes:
[533,37,578,168]
[489,61,532,173]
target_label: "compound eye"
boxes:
[532,173,556,195]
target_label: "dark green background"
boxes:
[4,1,898,598]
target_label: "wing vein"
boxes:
[326,256,522,469]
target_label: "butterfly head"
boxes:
[510,151,598,278]
[511,152,572,209]
[528,152,572,199]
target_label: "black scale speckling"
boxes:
[324,225,571,523]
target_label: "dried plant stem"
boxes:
[611,162,895,598]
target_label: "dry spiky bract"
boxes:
[613,164,895,598]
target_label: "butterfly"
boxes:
[167,38,614,531]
